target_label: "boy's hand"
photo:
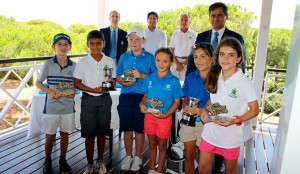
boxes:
[66,88,77,98]
[132,67,142,78]
[121,80,135,86]
[139,103,148,114]
[49,90,60,99]
[200,109,210,124]
[94,87,109,93]
[183,106,199,115]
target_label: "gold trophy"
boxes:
[121,68,136,82]
[203,102,228,122]
[146,98,164,115]
[55,82,74,96]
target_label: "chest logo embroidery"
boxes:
[148,81,152,88]
[228,88,238,98]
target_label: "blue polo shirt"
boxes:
[142,71,183,114]
[116,49,156,94]
[183,69,210,107]
[38,56,76,115]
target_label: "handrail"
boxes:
[0,54,88,64]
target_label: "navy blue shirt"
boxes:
[116,49,156,94]
[183,69,210,107]
[142,71,183,114]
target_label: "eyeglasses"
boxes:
[193,43,214,54]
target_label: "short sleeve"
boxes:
[116,54,124,76]
[183,75,190,97]
[73,59,84,80]
[141,76,149,94]
[245,80,257,103]
[168,32,176,48]
[38,61,49,82]
[173,79,184,99]
[149,55,156,74]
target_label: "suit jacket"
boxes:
[100,27,128,63]
[186,27,246,76]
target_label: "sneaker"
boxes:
[148,169,157,174]
[121,156,132,171]
[96,160,106,174]
[42,158,52,174]
[59,158,72,174]
[83,164,95,174]
[130,156,142,172]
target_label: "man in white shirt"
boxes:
[144,11,167,55]
[169,13,197,81]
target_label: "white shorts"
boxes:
[41,113,76,135]
[170,63,187,81]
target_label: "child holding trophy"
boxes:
[178,43,213,174]
[140,48,183,174]
[199,38,259,174]
[36,33,75,174]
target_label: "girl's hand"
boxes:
[49,90,60,99]
[153,112,168,119]
[200,109,210,124]
[183,106,199,115]
[139,103,148,114]
[216,118,239,127]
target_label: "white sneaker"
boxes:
[96,160,106,174]
[83,164,94,174]
[121,156,132,171]
[130,156,142,172]
[148,169,157,174]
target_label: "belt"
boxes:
[83,92,110,97]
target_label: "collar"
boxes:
[53,55,73,66]
[129,48,146,57]
[212,26,226,37]
[87,52,105,62]
[153,70,173,79]
[180,28,191,33]
[110,26,119,32]
[219,68,243,82]
[146,27,157,32]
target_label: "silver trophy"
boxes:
[203,102,228,122]
[102,66,115,91]
[121,68,136,82]
[146,98,164,115]
[56,82,74,96]
[180,97,201,127]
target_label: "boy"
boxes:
[116,26,156,172]
[73,30,116,174]
[36,33,76,174]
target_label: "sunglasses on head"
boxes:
[193,43,214,53]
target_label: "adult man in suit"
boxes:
[186,2,246,77]
[100,10,128,64]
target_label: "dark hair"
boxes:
[193,42,214,57]
[155,47,174,62]
[87,30,105,42]
[147,11,158,19]
[205,38,244,93]
[209,2,228,15]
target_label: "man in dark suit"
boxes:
[186,2,246,77]
[100,10,128,64]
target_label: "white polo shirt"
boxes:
[201,69,257,148]
[169,28,197,57]
[73,53,116,96]
[144,27,167,55]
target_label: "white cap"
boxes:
[127,26,145,38]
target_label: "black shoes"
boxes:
[212,154,225,174]
[42,158,52,174]
[59,158,72,174]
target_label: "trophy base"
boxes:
[57,90,74,96]
[180,114,196,127]
[102,82,115,91]
[121,77,136,82]
[147,108,161,115]
[204,116,228,123]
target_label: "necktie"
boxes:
[110,29,116,59]
[212,31,219,50]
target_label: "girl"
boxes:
[140,48,183,174]
[178,43,213,174]
[199,38,259,174]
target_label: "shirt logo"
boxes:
[164,84,171,91]
[189,36,192,39]
[148,81,152,88]
[67,71,73,75]
[228,88,238,98]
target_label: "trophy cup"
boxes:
[121,68,136,82]
[56,82,74,96]
[180,97,201,127]
[102,65,115,91]
[203,102,228,122]
[146,98,164,115]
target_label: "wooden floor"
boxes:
[0,125,276,174]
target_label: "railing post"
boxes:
[260,72,269,124]
[33,61,38,88]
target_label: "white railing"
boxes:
[259,70,286,125]
[0,54,87,136]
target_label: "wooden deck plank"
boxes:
[238,142,245,174]
[244,137,256,174]
[260,126,274,172]
[254,127,269,174]
[269,127,277,146]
